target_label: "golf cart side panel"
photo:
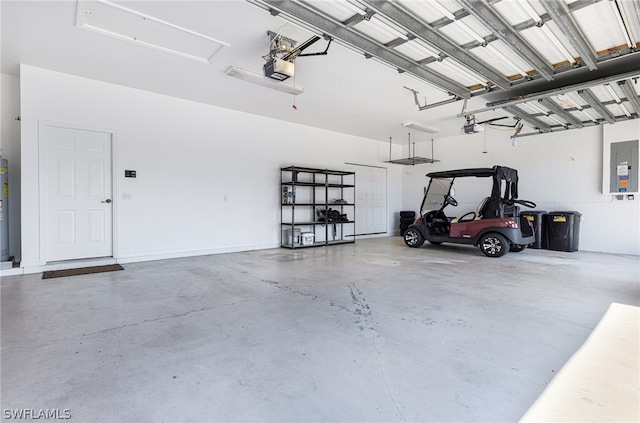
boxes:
[470,225,535,246]
[449,218,518,240]
[450,216,535,245]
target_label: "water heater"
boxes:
[1,157,8,262]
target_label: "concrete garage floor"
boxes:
[1,237,639,422]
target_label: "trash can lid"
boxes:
[550,211,581,216]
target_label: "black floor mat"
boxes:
[42,264,124,279]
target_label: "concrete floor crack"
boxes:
[219,263,353,314]
[80,297,261,337]
[348,282,407,422]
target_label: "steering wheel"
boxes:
[445,194,458,207]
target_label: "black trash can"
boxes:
[521,210,547,249]
[544,211,581,252]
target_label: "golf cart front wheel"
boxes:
[404,228,425,248]
[479,233,510,257]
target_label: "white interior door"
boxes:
[349,165,387,235]
[44,126,113,262]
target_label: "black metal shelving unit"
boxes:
[281,166,356,249]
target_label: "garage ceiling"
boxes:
[2,0,639,143]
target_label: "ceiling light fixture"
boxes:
[402,121,440,133]
[224,66,304,95]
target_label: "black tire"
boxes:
[404,228,425,248]
[510,244,526,252]
[400,211,416,218]
[479,233,510,257]
[400,217,415,224]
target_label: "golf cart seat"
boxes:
[451,197,490,223]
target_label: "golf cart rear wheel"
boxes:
[404,228,425,248]
[479,233,510,257]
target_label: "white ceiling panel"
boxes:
[438,18,487,45]
[572,1,629,52]
[519,26,564,66]
[393,39,438,61]
[428,58,486,88]
[492,0,535,26]
[303,0,366,22]
[398,0,452,21]
[354,17,407,44]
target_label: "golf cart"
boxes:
[403,166,536,257]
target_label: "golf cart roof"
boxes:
[426,166,518,182]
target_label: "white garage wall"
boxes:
[402,121,640,255]
[17,65,402,271]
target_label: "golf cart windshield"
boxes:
[421,178,453,213]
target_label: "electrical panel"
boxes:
[609,140,638,193]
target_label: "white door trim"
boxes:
[38,120,118,265]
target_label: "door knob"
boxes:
[101,199,112,204]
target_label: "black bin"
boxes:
[399,211,416,236]
[521,210,547,249]
[544,211,581,252]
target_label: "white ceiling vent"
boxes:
[76,0,230,64]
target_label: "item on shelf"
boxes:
[301,232,315,245]
[282,186,295,204]
[284,228,301,246]
[317,208,349,223]
[333,198,347,204]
